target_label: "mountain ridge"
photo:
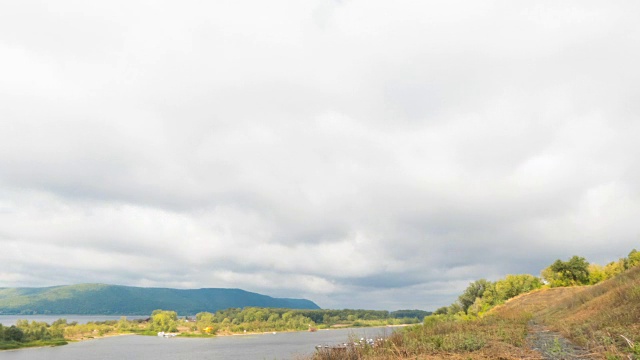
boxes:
[0,283,320,315]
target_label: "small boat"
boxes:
[157,332,177,338]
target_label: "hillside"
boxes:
[0,284,320,315]
[492,265,640,357]
[312,266,640,359]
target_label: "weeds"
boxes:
[549,337,565,356]
[312,266,640,359]
[620,334,640,357]
[509,266,640,359]
[311,310,537,359]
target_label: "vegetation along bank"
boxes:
[0,308,428,350]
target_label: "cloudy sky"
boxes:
[1,0,639,311]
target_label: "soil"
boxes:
[526,321,595,359]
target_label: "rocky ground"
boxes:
[526,321,595,360]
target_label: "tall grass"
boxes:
[312,308,536,359]
[312,266,640,359]
[531,266,640,359]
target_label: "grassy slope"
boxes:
[0,284,320,315]
[312,267,639,359]
[493,266,640,358]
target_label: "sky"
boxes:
[1,0,639,311]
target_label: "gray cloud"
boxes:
[1,0,640,310]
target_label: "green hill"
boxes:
[0,284,320,315]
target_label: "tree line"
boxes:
[0,307,430,348]
[192,308,430,334]
[0,319,67,349]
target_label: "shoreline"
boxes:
[1,324,404,352]
[1,321,413,352]
[213,323,410,338]
[0,333,136,352]
[69,332,136,342]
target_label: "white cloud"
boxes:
[1,0,640,310]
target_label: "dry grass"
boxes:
[312,267,640,360]
[312,308,540,360]
[494,266,640,359]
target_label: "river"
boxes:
[0,326,396,360]
[0,315,148,326]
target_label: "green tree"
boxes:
[627,249,640,268]
[447,303,463,316]
[604,260,625,278]
[458,279,492,313]
[51,318,67,327]
[433,306,448,315]
[117,316,131,331]
[494,274,542,301]
[5,326,24,342]
[542,256,590,287]
[151,310,178,332]
[195,312,218,333]
[467,296,492,317]
[588,263,607,284]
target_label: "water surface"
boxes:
[0,327,395,360]
[0,315,147,326]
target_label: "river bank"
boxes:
[0,326,397,360]
[1,319,406,353]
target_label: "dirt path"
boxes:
[526,321,595,359]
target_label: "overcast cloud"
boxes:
[1,0,640,310]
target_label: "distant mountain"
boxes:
[0,284,320,315]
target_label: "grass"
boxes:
[176,332,215,338]
[312,266,640,359]
[313,308,539,359]
[0,339,68,350]
[523,266,640,359]
[485,266,640,359]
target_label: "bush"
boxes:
[4,326,24,342]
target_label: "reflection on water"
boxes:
[0,315,148,326]
[0,327,396,360]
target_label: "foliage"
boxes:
[150,310,178,332]
[589,260,626,284]
[586,249,640,285]
[62,318,143,339]
[311,248,640,359]
[0,318,67,350]
[192,307,423,334]
[541,256,590,287]
[312,308,535,360]
[433,306,448,315]
[445,250,638,319]
[494,274,542,300]
[14,320,64,341]
[3,326,24,342]
[1,306,426,352]
[626,249,640,268]
[458,279,492,313]
[389,309,431,319]
[506,266,640,359]
[439,274,543,317]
